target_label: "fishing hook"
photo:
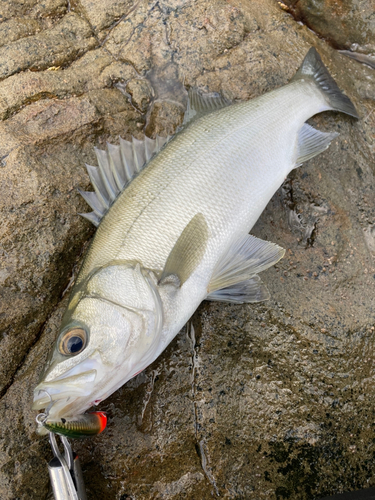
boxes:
[35,389,56,429]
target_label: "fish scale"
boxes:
[80,83,310,279]
[98,83,319,275]
[33,48,358,435]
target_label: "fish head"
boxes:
[33,261,163,425]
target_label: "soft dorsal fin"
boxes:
[78,134,171,226]
[160,213,209,287]
[183,88,231,125]
[207,234,285,304]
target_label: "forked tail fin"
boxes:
[292,47,359,118]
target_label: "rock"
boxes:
[0,13,98,81]
[0,0,374,498]
[0,0,67,23]
[0,18,42,47]
[0,48,137,120]
[78,0,139,38]
[126,78,154,113]
[145,100,184,137]
[282,0,375,53]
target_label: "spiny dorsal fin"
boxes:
[183,88,231,125]
[296,123,339,166]
[207,234,285,304]
[78,134,171,226]
[160,213,209,287]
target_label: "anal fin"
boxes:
[296,123,339,165]
[207,234,284,304]
[208,275,270,304]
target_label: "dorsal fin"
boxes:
[183,88,231,125]
[79,135,171,226]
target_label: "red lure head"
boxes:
[95,411,107,434]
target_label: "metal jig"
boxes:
[47,432,87,500]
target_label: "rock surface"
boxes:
[282,0,375,53]
[0,0,374,499]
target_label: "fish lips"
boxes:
[32,369,97,413]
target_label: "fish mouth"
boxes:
[32,391,80,412]
[32,369,97,417]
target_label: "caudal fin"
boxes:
[292,47,359,118]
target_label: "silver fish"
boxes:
[33,48,358,431]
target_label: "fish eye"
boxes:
[59,328,87,356]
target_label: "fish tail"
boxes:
[292,47,359,118]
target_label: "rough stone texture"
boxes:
[0,13,98,81]
[78,0,138,35]
[282,0,375,53]
[0,0,374,499]
[126,78,154,113]
[0,18,42,47]
[0,0,67,23]
[0,48,137,120]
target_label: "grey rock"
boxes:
[0,0,374,498]
[282,0,375,53]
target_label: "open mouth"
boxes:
[33,362,111,438]
[33,369,97,417]
[33,384,107,439]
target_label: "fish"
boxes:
[33,48,358,436]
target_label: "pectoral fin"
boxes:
[160,213,209,286]
[207,234,285,304]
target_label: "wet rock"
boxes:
[282,0,375,53]
[145,100,184,137]
[0,0,374,498]
[0,298,69,500]
[126,78,154,113]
